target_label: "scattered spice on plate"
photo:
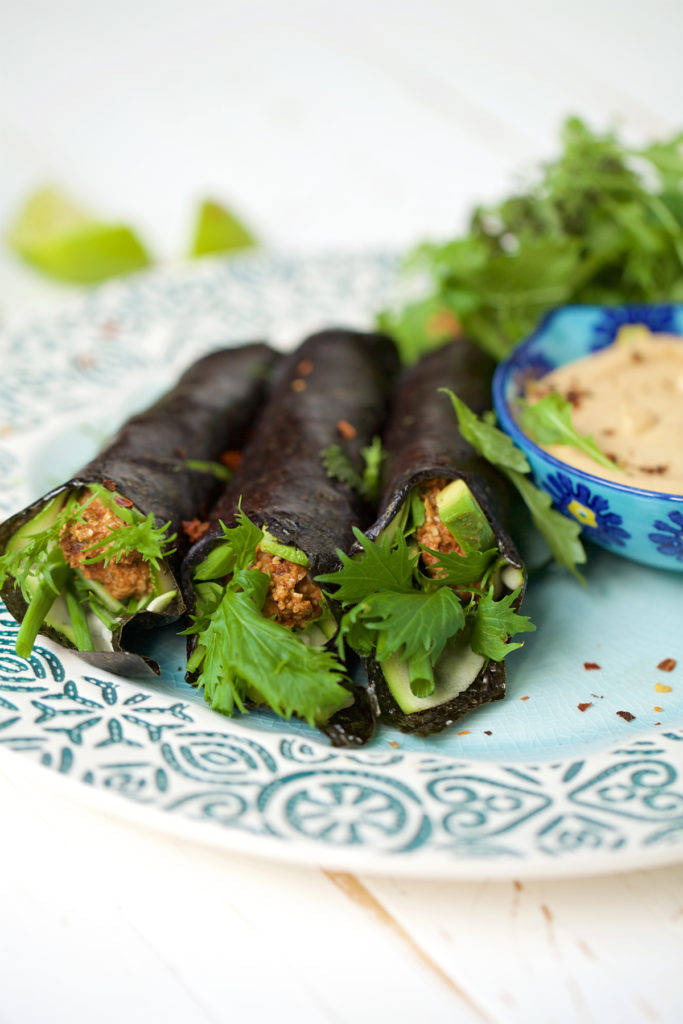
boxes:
[654,705,663,712]
[220,449,242,470]
[584,662,601,670]
[457,729,471,736]
[655,682,672,693]
[387,740,400,749]
[617,710,636,722]
[591,693,604,700]
[484,730,492,736]
[520,695,530,701]
[657,658,676,672]
[577,702,592,712]
[336,419,357,440]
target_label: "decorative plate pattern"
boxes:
[1,253,683,879]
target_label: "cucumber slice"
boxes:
[381,637,485,714]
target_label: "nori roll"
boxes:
[182,328,399,745]
[0,344,279,677]
[318,339,534,736]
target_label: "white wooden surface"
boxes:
[1,2,683,1020]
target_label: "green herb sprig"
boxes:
[185,511,351,726]
[519,392,621,472]
[441,390,587,579]
[379,118,683,363]
[318,527,534,698]
[322,436,385,503]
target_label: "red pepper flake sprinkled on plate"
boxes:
[584,662,601,670]
[457,730,470,736]
[484,730,492,736]
[654,705,663,712]
[577,702,592,712]
[336,419,357,440]
[617,710,636,722]
[520,695,530,701]
[657,658,676,672]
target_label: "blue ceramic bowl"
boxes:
[492,304,683,571]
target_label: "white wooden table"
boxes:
[1,2,682,1020]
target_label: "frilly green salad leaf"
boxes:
[184,511,351,726]
[318,526,534,699]
[379,117,683,362]
[518,392,621,472]
[321,436,385,503]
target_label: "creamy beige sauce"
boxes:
[526,326,683,494]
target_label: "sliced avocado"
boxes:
[381,636,486,714]
[435,479,495,554]
[260,529,309,566]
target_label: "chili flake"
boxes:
[336,419,357,440]
[577,702,592,712]
[457,730,470,736]
[617,710,636,722]
[520,695,530,701]
[657,658,676,672]
[654,706,663,712]
[220,450,242,470]
[584,662,601,670]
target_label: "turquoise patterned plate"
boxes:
[1,251,682,879]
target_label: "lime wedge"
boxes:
[7,187,151,284]
[189,199,256,257]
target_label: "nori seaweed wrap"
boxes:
[319,339,532,736]
[0,344,279,677]
[182,328,399,746]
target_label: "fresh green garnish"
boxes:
[519,392,621,472]
[185,511,350,726]
[8,187,151,284]
[322,436,385,503]
[181,459,232,481]
[189,199,256,257]
[318,527,533,699]
[379,118,683,362]
[0,485,175,656]
[441,389,587,580]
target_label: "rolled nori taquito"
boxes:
[0,344,279,677]
[182,328,399,746]
[322,338,532,736]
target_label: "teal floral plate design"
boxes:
[1,252,682,880]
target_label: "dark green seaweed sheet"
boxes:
[0,343,279,676]
[364,338,525,735]
[183,328,400,745]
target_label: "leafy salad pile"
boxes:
[379,117,683,363]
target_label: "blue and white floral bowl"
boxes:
[492,304,683,571]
